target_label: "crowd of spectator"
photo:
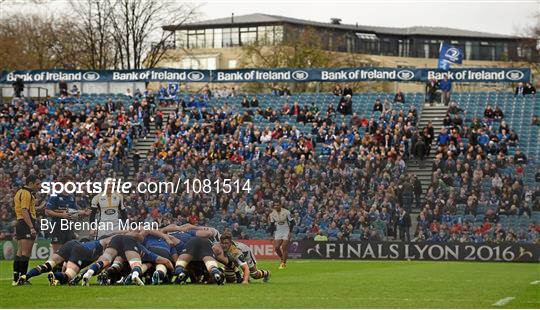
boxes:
[514,82,536,97]
[409,100,540,243]
[0,93,155,238]
[0,84,538,245]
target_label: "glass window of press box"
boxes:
[176,26,284,49]
[174,25,533,61]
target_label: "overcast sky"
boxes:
[1,0,539,36]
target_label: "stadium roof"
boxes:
[163,13,517,39]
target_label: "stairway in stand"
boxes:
[407,103,448,206]
[125,105,177,181]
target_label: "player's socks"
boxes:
[84,261,104,279]
[132,266,142,278]
[262,270,271,282]
[26,268,42,279]
[15,258,31,286]
[13,255,20,283]
[26,262,53,279]
[152,264,167,285]
[82,262,103,286]
[174,265,185,275]
[54,272,69,284]
[69,272,84,285]
[131,267,144,286]
[174,266,187,284]
[210,267,224,285]
[153,270,165,284]
[20,256,30,276]
[235,270,243,283]
[252,269,270,280]
[157,270,165,279]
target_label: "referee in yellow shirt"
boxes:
[13,174,40,286]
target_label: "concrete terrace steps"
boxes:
[124,105,180,181]
[123,116,162,181]
[406,103,448,206]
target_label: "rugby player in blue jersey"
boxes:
[81,231,174,286]
[17,235,115,285]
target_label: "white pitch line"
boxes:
[493,297,515,306]
[530,280,540,285]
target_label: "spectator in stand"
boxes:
[231,223,243,238]
[271,84,280,96]
[414,134,427,168]
[484,105,494,121]
[158,83,168,99]
[532,115,539,126]
[515,82,524,96]
[342,84,353,97]
[523,82,536,96]
[508,129,519,146]
[58,80,68,97]
[443,114,452,127]
[337,95,352,115]
[290,102,301,116]
[281,102,291,115]
[439,74,452,105]
[373,98,383,112]
[125,88,133,98]
[397,206,411,241]
[250,96,259,108]
[11,78,24,98]
[333,84,343,96]
[493,106,504,120]
[477,129,490,146]
[70,85,80,97]
[155,111,163,130]
[447,101,463,115]
[436,128,450,146]
[314,231,328,241]
[105,98,115,112]
[309,102,319,114]
[514,149,527,165]
[394,89,406,105]
[241,96,249,108]
[281,85,292,97]
[383,99,392,114]
[426,78,439,105]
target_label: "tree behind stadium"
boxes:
[0,15,82,70]
[0,0,198,70]
[72,0,198,70]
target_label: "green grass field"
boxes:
[1,260,539,308]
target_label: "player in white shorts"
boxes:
[269,202,294,269]
[90,186,127,239]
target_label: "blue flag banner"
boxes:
[438,43,464,70]
[0,67,531,84]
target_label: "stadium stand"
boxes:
[0,86,538,244]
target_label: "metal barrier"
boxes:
[0,86,49,103]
